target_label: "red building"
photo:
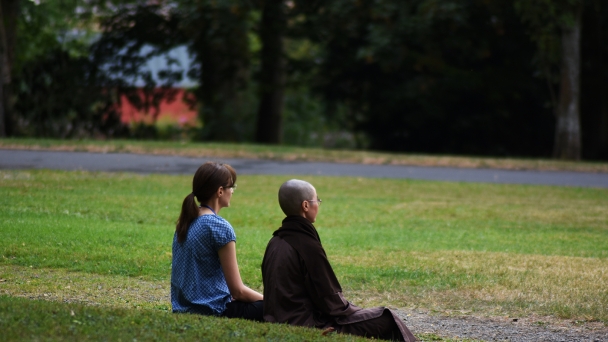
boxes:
[112,45,199,128]
[119,89,198,127]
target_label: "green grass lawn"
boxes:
[1,169,607,340]
[0,295,370,341]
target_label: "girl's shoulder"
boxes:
[192,214,232,229]
[191,214,236,244]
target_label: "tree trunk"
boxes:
[553,6,582,160]
[0,1,7,137]
[0,0,18,137]
[255,0,286,144]
[194,2,251,141]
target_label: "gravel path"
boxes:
[397,310,607,342]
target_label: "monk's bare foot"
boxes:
[321,327,336,336]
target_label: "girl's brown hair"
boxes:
[175,162,237,243]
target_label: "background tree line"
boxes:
[1,0,607,160]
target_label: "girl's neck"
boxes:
[201,204,217,215]
[200,200,221,216]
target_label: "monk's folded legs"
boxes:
[335,310,406,341]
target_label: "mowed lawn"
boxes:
[1,169,607,340]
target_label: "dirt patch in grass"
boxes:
[336,250,608,322]
[0,264,169,311]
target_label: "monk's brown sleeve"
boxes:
[301,259,361,317]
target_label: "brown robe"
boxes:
[262,216,416,341]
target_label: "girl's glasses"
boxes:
[223,184,237,191]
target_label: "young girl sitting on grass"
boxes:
[171,162,263,321]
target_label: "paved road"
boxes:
[1,149,608,188]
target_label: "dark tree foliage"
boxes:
[9,0,127,138]
[185,0,253,141]
[92,1,254,142]
[295,0,554,156]
[0,0,20,137]
[13,50,125,138]
[9,0,608,159]
[255,0,287,144]
[580,0,608,159]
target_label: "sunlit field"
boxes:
[1,169,607,340]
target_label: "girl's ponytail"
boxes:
[176,193,199,243]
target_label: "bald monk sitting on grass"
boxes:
[261,179,416,341]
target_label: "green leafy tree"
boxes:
[11,0,126,137]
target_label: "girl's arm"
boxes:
[218,241,264,302]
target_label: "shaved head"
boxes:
[278,179,316,216]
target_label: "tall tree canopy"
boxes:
[7,0,608,160]
[9,0,125,138]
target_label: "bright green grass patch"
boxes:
[0,266,474,342]
[0,295,369,341]
[0,295,472,342]
[1,169,607,322]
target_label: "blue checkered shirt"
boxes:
[171,214,236,315]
